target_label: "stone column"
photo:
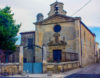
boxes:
[43,46,47,63]
[43,46,47,73]
[19,46,23,73]
[74,17,82,66]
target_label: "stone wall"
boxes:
[0,63,20,75]
[45,61,80,73]
[95,42,99,63]
[81,24,95,66]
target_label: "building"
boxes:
[3,1,96,74]
[20,31,35,63]
[95,42,99,63]
[34,1,96,73]
[0,1,96,74]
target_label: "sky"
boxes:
[89,27,100,48]
[0,0,100,47]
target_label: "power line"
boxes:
[72,0,92,16]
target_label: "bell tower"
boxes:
[48,1,67,17]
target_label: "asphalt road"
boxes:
[65,74,100,78]
[65,63,100,78]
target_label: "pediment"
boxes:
[34,14,75,25]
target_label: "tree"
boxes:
[0,6,20,55]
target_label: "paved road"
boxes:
[65,74,100,78]
[65,63,100,78]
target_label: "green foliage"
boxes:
[0,6,20,54]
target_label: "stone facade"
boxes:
[35,15,79,61]
[0,63,19,75]
[95,42,99,63]
[20,31,35,63]
[34,1,96,73]
[81,22,95,66]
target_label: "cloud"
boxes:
[0,5,35,33]
[12,8,35,33]
[63,0,100,27]
[0,0,100,32]
[1,0,100,46]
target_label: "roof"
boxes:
[34,14,95,37]
[80,21,96,37]
[20,31,35,34]
[34,14,77,25]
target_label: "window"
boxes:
[84,31,85,41]
[28,38,33,49]
[24,58,27,63]
[54,25,61,32]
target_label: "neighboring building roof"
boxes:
[20,31,35,34]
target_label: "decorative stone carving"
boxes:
[48,33,67,46]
